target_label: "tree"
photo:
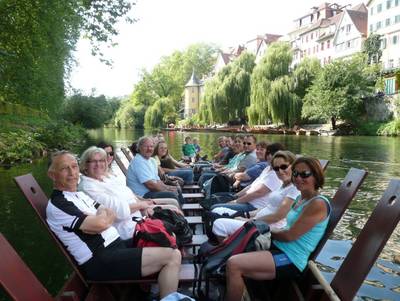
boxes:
[363,33,382,64]
[115,43,218,128]
[247,42,313,127]
[303,54,377,129]
[0,0,134,114]
[63,94,115,128]
[199,52,256,123]
[144,98,177,128]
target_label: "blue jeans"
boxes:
[198,171,217,187]
[167,168,194,184]
[210,201,256,213]
[143,190,185,206]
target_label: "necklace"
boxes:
[295,193,319,209]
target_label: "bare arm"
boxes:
[236,184,271,203]
[271,199,328,242]
[144,180,177,192]
[235,172,251,182]
[257,197,294,224]
[79,207,116,234]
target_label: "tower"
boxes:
[184,70,202,118]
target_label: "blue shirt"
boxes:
[126,154,160,197]
[240,161,269,187]
[273,195,330,271]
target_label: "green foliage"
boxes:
[200,51,256,123]
[62,93,118,128]
[355,121,385,136]
[0,131,45,164]
[377,119,400,136]
[247,42,318,127]
[113,99,145,128]
[303,54,377,129]
[0,115,88,164]
[144,98,177,128]
[0,0,134,114]
[35,120,89,150]
[363,33,382,64]
[116,43,217,128]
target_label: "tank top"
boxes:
[273,195,330,271]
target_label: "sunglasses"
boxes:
[272,164,289,172]
[243,142,252,146]
[107,152,114,156]
[292,170,313,179]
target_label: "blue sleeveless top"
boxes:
[273,195,330,271]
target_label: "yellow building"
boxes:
[184,71,203,118]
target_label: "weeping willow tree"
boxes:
[144,97,177,128]
[248,43,321,126]
[199,52,255,123]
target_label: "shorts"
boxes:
[81,238,143,281]
[270,243,301,280]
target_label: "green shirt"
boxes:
[182,143,196,157]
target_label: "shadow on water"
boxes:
[0,128,399,300]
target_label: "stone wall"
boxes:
[365,94,399,121]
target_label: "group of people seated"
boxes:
[45,133,330,301]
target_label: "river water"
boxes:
[1,128,399,300]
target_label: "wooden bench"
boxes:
[14,174,197,292]
[305,178,400,301]
[0,232,104,301]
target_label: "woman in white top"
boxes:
[78,146,180,239]
[212,151,300,242]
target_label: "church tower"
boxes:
[184,70,202,118]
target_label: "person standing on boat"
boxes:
[46,151,181,298]
[225,157,330,301]
[127,136,185,205]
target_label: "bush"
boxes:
[377,119,400,136]
[0,131,45,164]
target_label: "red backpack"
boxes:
[132,218,177,249]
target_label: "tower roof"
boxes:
[185,70,201,87]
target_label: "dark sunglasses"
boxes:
[106,152,114,156]
[272,164,289,172]
[292,170,313,179]
[243,142,252,146]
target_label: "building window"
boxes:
[385,78,395,94]
[377,3,382,12]
[395,15,400,23]
[321,42,324,50]
[387,0,392,9]
[311,33,314,39]
[386,18,391,26]
[393,35,398,44]
[346,24,351,33]
[371,6,374,15]
[192,97,195,103]
[382,37,387,48]
[396,0,399,6]
[370,24,374,32]
[347,41,351,48]
[376,21,382,29]
[191,88,195,93]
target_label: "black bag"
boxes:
[199,192,236,210]
[151,207,193,248]
[196,220,270,299]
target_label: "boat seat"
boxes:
[0,232,98,301]
[120,147,133,162]
[306,178,400,301]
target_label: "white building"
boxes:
[289,3,367,66]
[333,4,368,60]
[245,34,282,63]
[367,0,400,94]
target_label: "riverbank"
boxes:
[0,113,90,166]
[168,120,399,136]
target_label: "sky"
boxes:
[69,0,364,98]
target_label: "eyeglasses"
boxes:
[87,159,106,164]
[106,152,114,157]
[272,164,289,172]
[243,142,252,146]
[292,170,313,179]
